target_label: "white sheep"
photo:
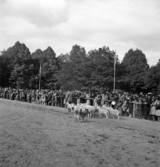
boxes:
[73,104,88,122]
[96,106,110,118]
[66,102,75,113]
[106,107,121,120]
[81,104,97,118]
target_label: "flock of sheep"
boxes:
[66,103,121,122]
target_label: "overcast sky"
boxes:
[0,0,160,66]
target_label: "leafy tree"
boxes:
[57,45,87,90]
[121,49,149,92]
[31,49,43,59]
[32,47,59,89]
[69,45,87,90]
[0,56,11,87]
[1,41,156,94]
[0,41,31,88]
[144,60,160,93]
[10,59,39,89]
[57,45,119,92]
[3,41,31,65]
[85,47,118,92]
[57,53,70,64]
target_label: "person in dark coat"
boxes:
[146,94,152,120]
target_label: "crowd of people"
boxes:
[0,87,160,121]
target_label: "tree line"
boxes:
[0,41,160,94]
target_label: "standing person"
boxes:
[31,90,36,103]
[90,91,95,106]
[27,91,31,103]
[128,94,134,117]
[116,93,124,114]
[155,95,160,121]
[54,91,58,106]
[8,88,12,100]
[96,93,102,106]
[20,90,25,102]
[15,90,20,101]
[10,90,15,100]
[80,92,85,104]
[72,91,77,105]
[62,91,66,107]
[150,96,157,121]
[86,91,90,105]
[58,90,64,107]
[137,95,143,119]
[76,91,81,105]
[47,91,52,106]
[104,92,110,107]
[132,95,138,118]
[54,90,58,106]
[6,88,10,99]
[51,91,56,106]
[65,89,73,105]
[94,93,99,107]
[146,93,152,120]
[122,96,130,116]
[112,93,118,109]
[101,93,105,106]
[4,88,8,99]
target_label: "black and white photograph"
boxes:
[0,0,160,166]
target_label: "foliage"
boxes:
[10,59,39,89]
[144,60,160,93]
[121,49,149,92]
[57,45,118,92]
[0,55,11,87]
[1,41,160,93]
[57,45,87,90]
[0,42,31,88]
[85,47,116,92]
[31,47,59,89]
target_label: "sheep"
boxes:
[96,106,110,118]
[73,104,88,122]
[106,107,121,120]
[66,102,75,113]
[81,104,97,118]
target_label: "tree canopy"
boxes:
[121,49,149,92]
[0,41,159,93]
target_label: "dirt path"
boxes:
[0,99,160,167]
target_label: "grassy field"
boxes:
[0,99,160,167]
